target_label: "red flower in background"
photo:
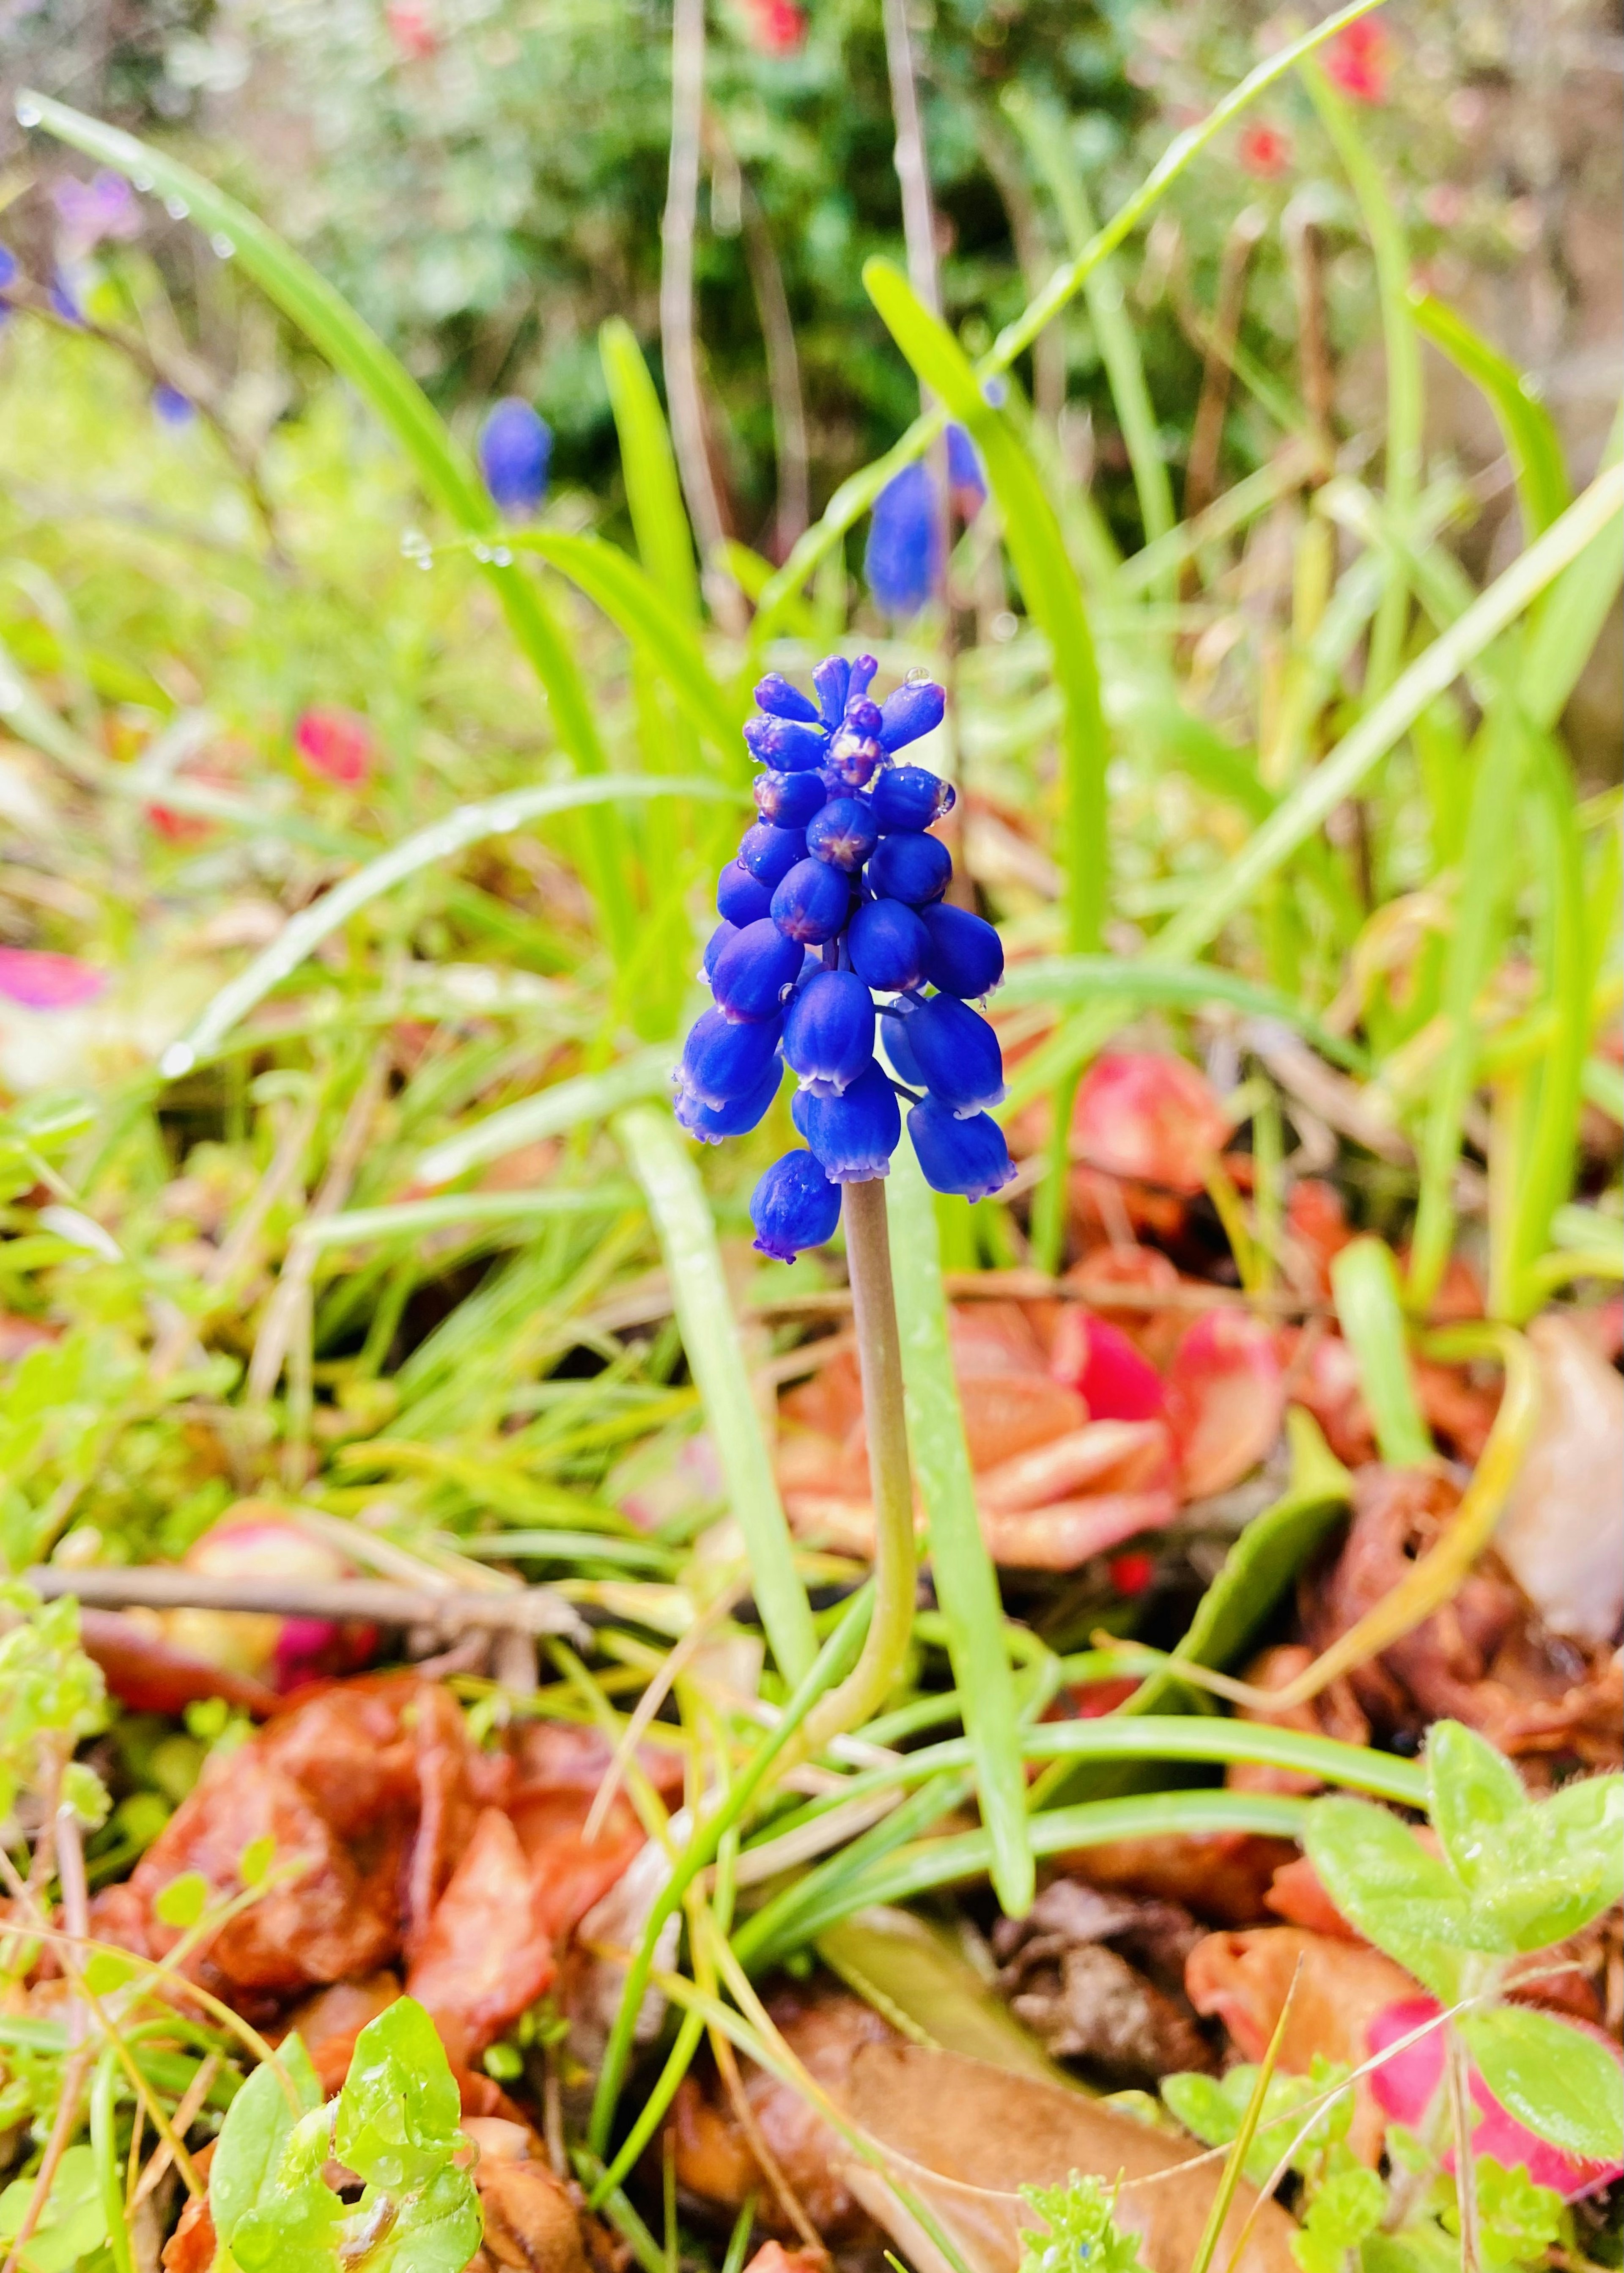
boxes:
[1324,18,1388,104]
[1071,1052,1232,1195]
[0,947,107,1011]
[1238,122,1292,179]
[296,706,376,787]
[743,0,805,53]
[385,0,439,58]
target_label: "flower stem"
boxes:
[802,1178,916,1751]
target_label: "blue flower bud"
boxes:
[153,383,195,426]
[792,1059,901,1182]
[743,715,828,772]
[813,655,851,725]
[738,822,808,888]
[680,1005,783,1108]
[750,1149,841,1261]
[825,726,882,789]
[675,1054,782,1143]
[806,797,878,871]
[908,1097,1015,1200]
[904,993,1006,1115]
[846,698,883,736]
[754,770,827,829]
[702,919,738,979]
[878,1001,926,1089]
[754,673,821,724]
[870,764,955,833]
[711,917,805,1022]
[847,655,880,705]
[848,898,930,993]
[867,830,952,905]
[946,423,988,514]
[919,903,1004,998]
[783,967,875,1095]
[771,857,851,944]
[479,398,552,517]
[878,681,947,754]
[865,461,941,617]
[717,861,773,926]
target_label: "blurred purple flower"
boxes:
[53,171,141,260]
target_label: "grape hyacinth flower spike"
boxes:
[670,657,1014,1749]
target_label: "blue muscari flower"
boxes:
[48,269,85,326]
[750,1148,841,1261]
[479,397,551,517]
[153,382,195,426]
[946,422,988,514]
[865,459,940,617]
[678,655,1010,1239]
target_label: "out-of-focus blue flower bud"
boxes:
[877,681,946,754]
[754,770,826,828]
[806,797,878,871]
[946,423,988,514]
[865,461,941,616]
[750,1149,841,1260]
[919,903,1004,998]
[868,830,952,905]
[784,967,875,1095]
[905,993,1006,1116]
[870,764,954,833]
[702,920,738,980]
[754,672,822,724]
[738,822,807,887]
[479,398,552,517]
[743,715,829,772]
[813,654,851,725]
[771,857,850,944]
[848,898,930,993]
[793,1059,901,1182]
[717,861,773,926]
[711,917,805,1022]
[680,1005,783,1108]
[908,1097,1015,1200]
[675,1055,782,1143]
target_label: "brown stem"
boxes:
[977,121,1066,429]
[1183,205,1267,525]
[26,1566,587,1642]
[737,168,810,559]
[1285,204,1336,462]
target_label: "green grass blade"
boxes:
[414,1049,678,1186]
[1331,1237,1433,1465]
[613,1104,815,1685]
[1410,293,1570,540]
[291,1189,641,1253]
[887,1146,1033,1919]
[160,775,734,1073]
[600,317,700,621]
[1521,401,1624,729]
[864,258,1108,954]
[21,90,639,966]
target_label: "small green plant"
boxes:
[1162,2056,1355,2191]
[1017,2174,1152,2273]
[0,1581,108,1835]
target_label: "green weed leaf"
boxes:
[360,2162,484,2273]
[0,2144,107,2273]
[153,1870,209,1929]
[1288,2164,1386,2273]
[1302,1797,1470,2000]
[229,2107,346,2272]
[1469,2157,1566,2272]
[1424,1722,1528,1889]
[1459,2007,1624,2163]
[1018,2174,1152,2273]
[332,1997,464,2191]
[209,2034,324,2248]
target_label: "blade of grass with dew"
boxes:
[1003,88,1175,581]
[998,955,1369,1072]
[613,1103,815,1687]
[414,1047,677,1187]
[159,777,734,1077]
[1409,294,1569,541]
[600,316,701,621]
[1330,1237,1433,1465]
[749,0,1390,639]
[289,1187,642,1254]
[887,1144,1032,1918]
[19,92,643,969]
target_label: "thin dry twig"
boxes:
[25,1564,587,1641]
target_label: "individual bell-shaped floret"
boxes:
[813,654,851,726]
[946,423,988,517]
[675,1053,782,1143]
[750,1149,842,1261]
[680,1006,784,1110]
[904,993,1006,1116]
[806,797,878,872]
[877,1001,925,1089]
[825,698,884,789]
[845,656,880,706]
[754,770,827,829]
[479,398,552,518]
[784,968,875,1096]
[919,903,1004,999]
[771,858,851,945]
[743,715,828,773]
[792,1059,901,1182]
[867,830,952,905]
[702,920,737,981]
[870,764,955,834]
[848,898,930,993]
[865,459,941,617]
[711,918,805,1022]
[738,822,807,888]
[878,680,947,755]
[754,673,822,725]
[908,1096,1015,1200]
[717,861,772,926]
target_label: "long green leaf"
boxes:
[20,89,638,967]
[613,1105,814,1685]
[1410,294,1570,541]
[1521,401,1624,729]
[160,776,734,1073]
[1331,1237,1433,1464]
[997,955,1369,1072]
[886,1146,1032,1919]
[599,317,700,621]
[864,259,1108,954]
[415,1048,677,1187]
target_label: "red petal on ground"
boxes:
[1165,1310,1285,1498]
[1072,1053,1232,1194]
[77,1609,278,1719]
[295,705,375,786]
[406,1806,557,2067]
[0,947,107,1009]
[1050,1309,1167,1422]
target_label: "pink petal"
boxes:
[0,947,107,1011]
[295,706,375,787]
[1368,1998,1624,2202]
[1072,1053,1232,1194]
[1051,1309,1167,1422]
[1165,1309,1285,1498]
